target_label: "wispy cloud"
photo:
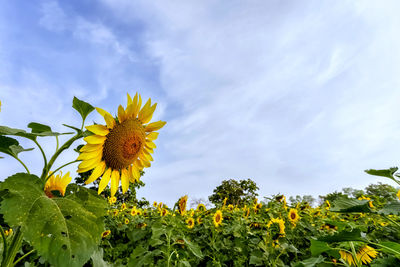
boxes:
[1,0,400,206]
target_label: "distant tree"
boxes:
[75,169,149,208]
[319,191,350,205]
[208,179,259,206]
[364,182,398,205]
[342,187,365,199]
[288,195,316,207]
[190,197,213,209]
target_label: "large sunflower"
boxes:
[77,93,166,196]
[213,210,223,227]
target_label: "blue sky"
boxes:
[1,0,400,206]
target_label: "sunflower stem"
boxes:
[44,160,80,183]
[12,249,35,266]
[55,135,59,151]
[33,139,47,169]
[13,156,30,174]
[41,133,83,182]
[1,227,23,267]
[0,226,8,265]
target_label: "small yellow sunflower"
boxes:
[213,210,223,227]
[267,218,285,238]
[196,203,206,212]
[196,216,203,225]
[178,195,188,215]
[288,209,300,225]
[130,207,138,216]
[44,171,72,198]
[339,250,355,266]
[101,230,111,238]
[153,201,158,207]
[186,217,195,229]
[357,245,378,264]
[121,203,127,210]
[160,208,169,216]
[397,189,400,201]
[77,93,166,197]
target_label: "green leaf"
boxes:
[63,124,81,132]
[378,202,400,215]
[378,241,400,257]
[330,197,371,213]
[27,122,52,133]
[90,248,112,267]
[365,167,398,180]
[292,255,325,267]
[183,237,203,259]
[73,97,94,122]
[0,126,37,140]
[310,239,332,256]
[0,136,33,157]
[317,229,365,243]
[0,173,107,267]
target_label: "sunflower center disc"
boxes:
[102,118,145,169]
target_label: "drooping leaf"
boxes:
[330,197,371,213]
[0,135,33,157]
[292,255,325,267]
[378,242,400,257]
[310,239,332,256]
[378,202,400,216]
[27,122,52,133]
[317,229,365,243]
[0,173,107,267]
[73,97,94,122]
[183,236,203,259]
[365,167,398,180]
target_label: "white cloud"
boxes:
[97,1,400,206]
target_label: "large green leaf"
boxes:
[0,173,107,267]
[378,203,400,215]
[73,97,94,122]
[317,229,365,243]
[292,255,324,267]
[0,135,33,157]
[365,167,398,180]
[330,197,371,213]
[378,241,400,257]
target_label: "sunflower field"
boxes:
[1,96,400,267]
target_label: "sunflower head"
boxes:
[160,208,169,216]
[339,250,355,266]
[213,210,223,227]
[357,245,378,264]
[101,230,111,238]
[288,209,300,225]
[196,203,206,212]
[44,171,72,198]
[178,195,188,215]
[267,218,286,239]
[186,217,195,229]
[77,93,166,197]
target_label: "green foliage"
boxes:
[0,173,107,267]
[208,178,259,206]
[72,97,95,123]
[0,136,33,158]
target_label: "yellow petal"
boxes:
[145,121,166,132]
[127,93,133,106]
[131,166,140,182]
[138,98,152,122]
[146,132,159,141]
[127,165,135,183]
[77,150,101,161]
[84,135,106,145]
[96,107,116,129]
[98,168,112,194]
[77,165,95,173]
[133,93,142,118]
[141,159,151,168]
[125,103,135,119]
[140,152,153,162]
[85,161,106,185]
[118,105,126,123]
[78,154,102,169]
[145,141,156,149]
[110,170,120,197]
[121,168,129,193]
[85,125,109,136]
[80,144,102,152]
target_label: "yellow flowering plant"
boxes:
[0,94,165,267]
